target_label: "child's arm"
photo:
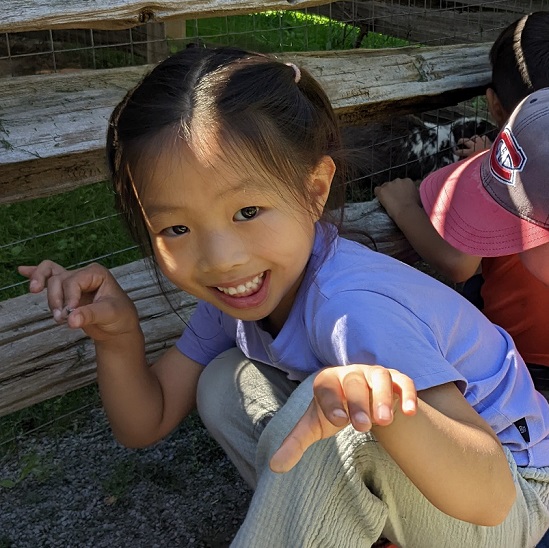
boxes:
[18,261,203,448]
[270,365,515,527]
[374,178,481,282]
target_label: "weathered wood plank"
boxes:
[0,199,416,417]
[2,0,332,33]
[0,259,193,417]
[0,43,491,204]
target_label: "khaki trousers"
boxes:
[196,348,549,548]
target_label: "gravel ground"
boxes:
[0,408,252,548]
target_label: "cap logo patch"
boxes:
[489,127,527,186]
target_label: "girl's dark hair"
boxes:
[107,46,346,257]
[490,12,549,114]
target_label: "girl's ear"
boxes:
[308,155,336,214]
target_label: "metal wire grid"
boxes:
[2,1,547,76]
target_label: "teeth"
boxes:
[217,273,264,296]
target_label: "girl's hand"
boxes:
[270,364,417,473]
[374,178,421,221]
[454,135,492,158]
[18,260,140,342]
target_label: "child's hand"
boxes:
[454,135,492,158]
[18,260,140,342]
[374,177,421,221]
[270,364,417,473]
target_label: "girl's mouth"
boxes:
[216,272,265,298]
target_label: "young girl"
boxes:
[19,47,549,547]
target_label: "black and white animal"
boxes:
[342,115,498,196]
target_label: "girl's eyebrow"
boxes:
[145,179,261,218]
[218,178,259,198]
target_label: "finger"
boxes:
[46,274,69,320]
[339,368,373,431]
[18,265,37,278]
[19,262,54,293]
[66,299,118,330]
[364,366,395,426]
[269,401,326,474]
[313,368,350,427]
[18,265,42,293]
[390,371,417,415]
[57,265,108,318]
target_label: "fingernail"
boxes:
[29,280,39,290]
[377,404,392,421]
[332,408,348,419]
[52,309,62,321]
[354,411,370,424]
[403,400,416,412]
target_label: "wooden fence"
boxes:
[0,0,498,417]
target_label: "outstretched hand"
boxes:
[454,135,492,159]
[18,260,140,342]
[270,364,417,473]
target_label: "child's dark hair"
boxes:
[107,46,346,257]
[490,11,549,114]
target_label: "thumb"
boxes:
[66,299,120,331]
[269,400,341,474]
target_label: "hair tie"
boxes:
[285,62,301,84]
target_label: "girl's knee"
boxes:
[196,347,249,427]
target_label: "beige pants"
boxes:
[197,348,549,548]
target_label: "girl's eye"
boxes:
[162,225,189,236]
[234,206,259,221]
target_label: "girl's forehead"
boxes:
[137,137,272,204]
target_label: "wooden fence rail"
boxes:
[3,0,332,33]
[0,43,491,204]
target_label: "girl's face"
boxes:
[138,143,333,334]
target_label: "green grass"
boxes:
[177,11,409,53]
[0,10,408,445]
[0,385,101,455]
[0,182,140,300]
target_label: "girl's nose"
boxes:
[198,231,249,273]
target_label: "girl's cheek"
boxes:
[152,238,180,276]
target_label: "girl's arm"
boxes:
[19,261,203,448]
[374,178,481,282]
[270,365,515,527]
[373,381,515,526]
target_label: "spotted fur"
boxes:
[343,115,497,195]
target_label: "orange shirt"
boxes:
[481,254,549,368]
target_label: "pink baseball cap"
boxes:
[420,88,549,257]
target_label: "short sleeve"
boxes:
[309,290,466,392]
[175,301,236,366]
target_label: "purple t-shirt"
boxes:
[177,223,549,467]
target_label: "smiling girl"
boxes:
[19,47,549,547]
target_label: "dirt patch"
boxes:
[0,408,252,547]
